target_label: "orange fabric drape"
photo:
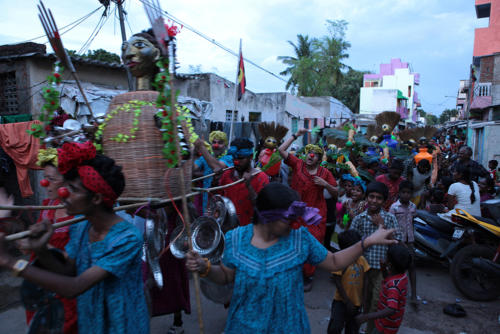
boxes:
[0,121,42,197]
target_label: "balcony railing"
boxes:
[474,82,491,97]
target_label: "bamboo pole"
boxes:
[0,204,65,211]
[191,170,261,193]
[168,61,204,333]
[191,166,234,182]
[4,192,200,241]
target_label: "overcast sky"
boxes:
[0,0,484,115]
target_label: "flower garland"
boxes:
[93,100,153,152]
[153,57,198,168]
[27,62,63,139]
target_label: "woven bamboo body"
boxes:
[102,91,191,198]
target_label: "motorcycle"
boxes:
[413,210,464,262]
[449,199,500,301]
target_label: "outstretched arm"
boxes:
[278,128,308,160]
[318,227,397,273]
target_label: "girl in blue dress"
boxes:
[186,182,397,334]
[0,142,149,334]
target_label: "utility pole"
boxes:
[114,0,134,91]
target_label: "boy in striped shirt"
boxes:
[356,244,410,334]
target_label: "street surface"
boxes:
[1,261,499,333]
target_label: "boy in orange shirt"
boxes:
[328,230,370,334]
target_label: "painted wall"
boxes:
[359,88,398,114]
[474,0,500,57]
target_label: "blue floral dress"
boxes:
[222,225,328,334]
[65,220,149,334]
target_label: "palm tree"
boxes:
[277,34,315,93]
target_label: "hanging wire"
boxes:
[77,7,113,55]
[139,0,287,83]
[18,6,103,44]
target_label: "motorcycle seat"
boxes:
[416,210,454,234]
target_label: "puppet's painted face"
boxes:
[381,124,390,132]
[121,36,160,78]
[370,135,378,143]
[264,136,277,149]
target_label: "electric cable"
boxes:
[139,0,287,83]
[18,6,103,44]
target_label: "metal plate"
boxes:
[207,195,227,227]
[169,224,190,259]
[220,196,239,233]
[145,218,166,289]
[191,216,221,256]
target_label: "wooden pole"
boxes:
[228,39,242,144]
[167,53,205,333]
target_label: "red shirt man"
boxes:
[376,160,405,211]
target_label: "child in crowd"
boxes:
[343,177,367,230]
[488,160,498,183]
[425,188,448,214]
[330,174,356,250]
[328,230,370,334]
[356,244,411,334]
[350,181,402,333]
[376,160,405,211]
[479,176,496,202]
[389,181,417,305]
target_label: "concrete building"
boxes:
[456,79,470,119]
[359,58,421,125]
[464,0,500,165]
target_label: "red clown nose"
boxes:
[40,179,50,187]
[308,153,315,158]
[57,187,70,199]
[212,144,221,149]
[233,160,240,166]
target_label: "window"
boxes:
[249,112,261,122]
[291,117,298,134]
[0,72,18,115]
[225,110,238,121]
[408,85,412,97]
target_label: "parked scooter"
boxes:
[413,210,464,262]
[449,199,500,301]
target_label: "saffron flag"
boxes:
[237,49,246,101]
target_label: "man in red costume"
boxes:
[279,129,337,291]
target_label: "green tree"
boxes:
[277,34,315,94]
[425,114,438,125]
[66,49,121,64]
[438,108,458,124]
[277,20,366,113]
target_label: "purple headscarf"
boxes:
[256,201,322,226]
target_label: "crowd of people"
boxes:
[0,124,498,334]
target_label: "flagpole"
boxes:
[229,39,242,144]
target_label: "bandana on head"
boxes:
[37,148,58,167]
[57,141,96,175]
[341,174,366,192]
[304,144,324,157]
[57,141,117,208]
[209,131,228,145]
[256,201,321,226]
[227,146,254,158]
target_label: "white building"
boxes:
[359,58,420,125]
